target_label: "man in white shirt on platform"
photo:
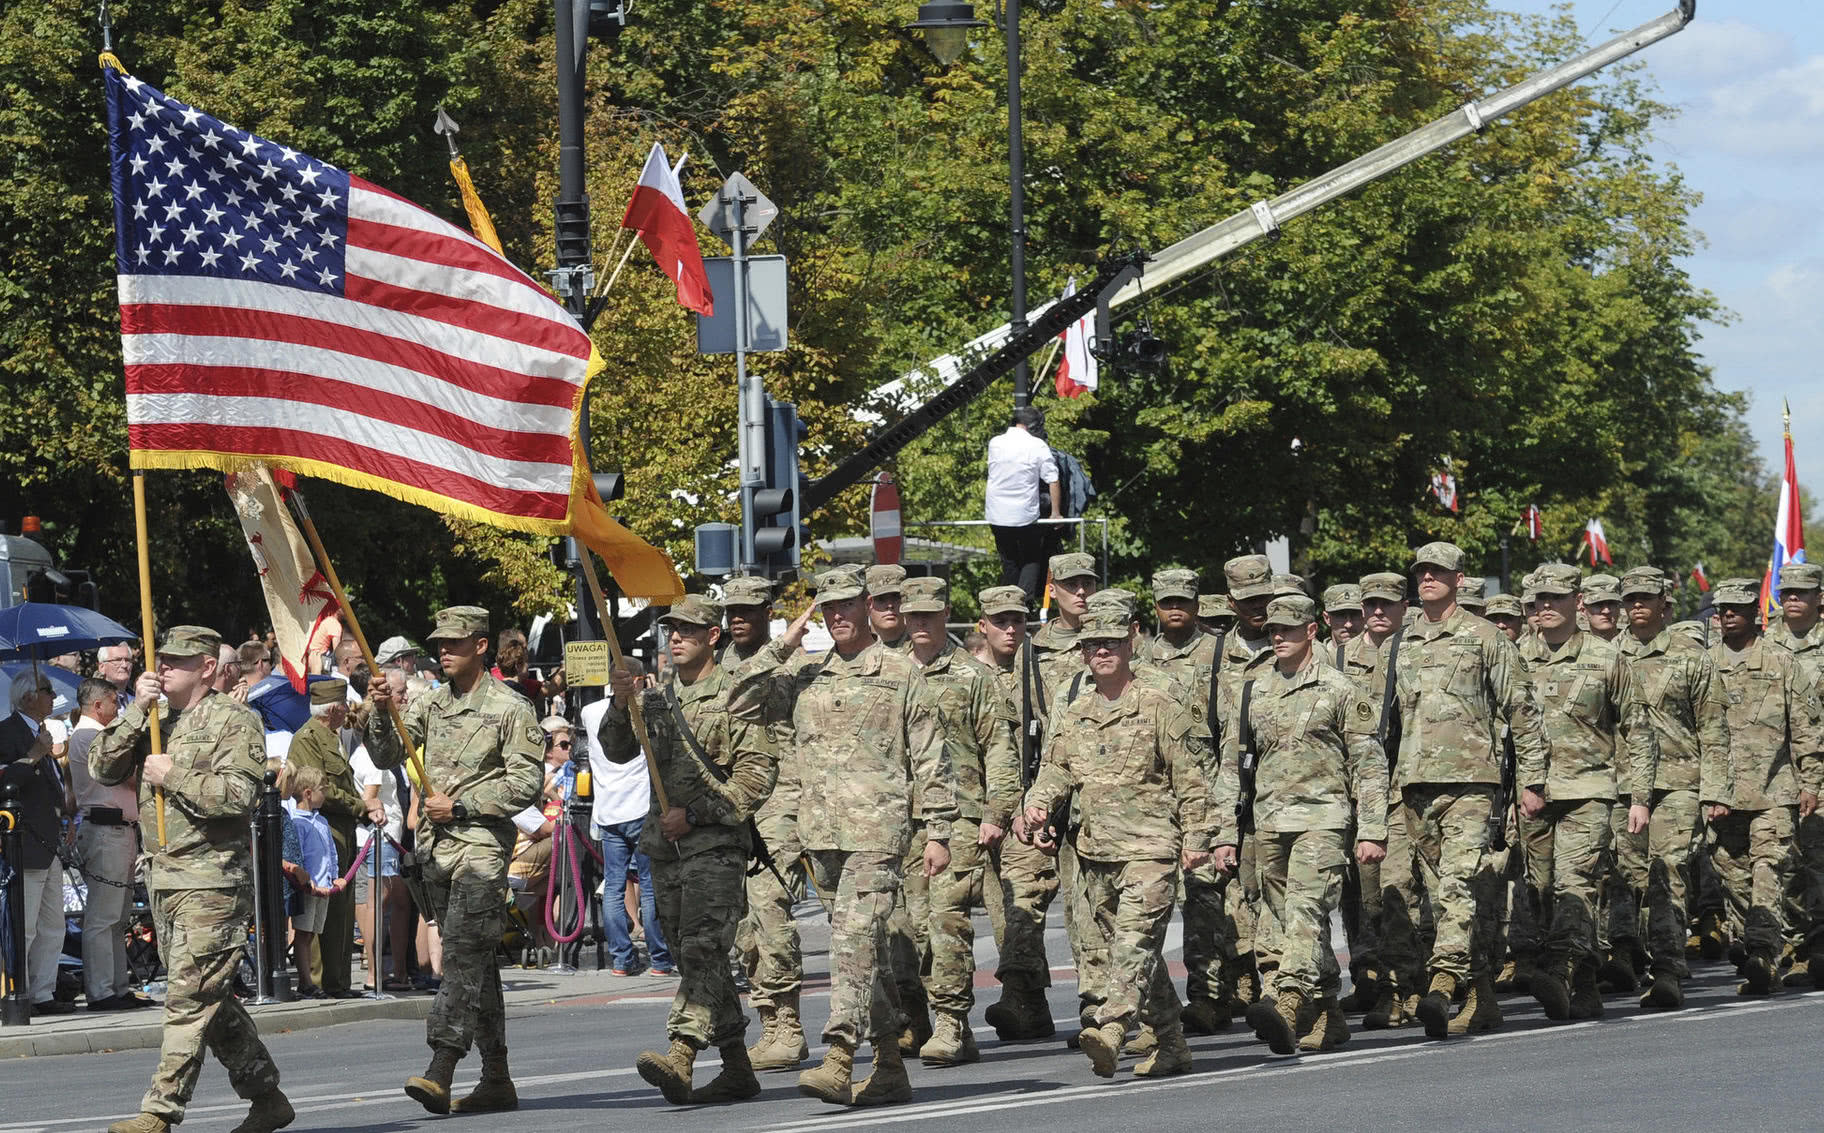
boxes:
[985,407,1062,599]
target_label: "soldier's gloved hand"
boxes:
[1211,845,1238,871]
[923,839,951,877]
[1802,790,1819,819]
[1182,848,1211,871]
[142,752,174,788]
[1355,840,1386,865]
[1627,803,1650,835]
[1519,788,1546,819]
[978,822,1005,848]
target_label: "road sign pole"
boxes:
[730,188,762,571]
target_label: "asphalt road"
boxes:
[2,913,1816,1133]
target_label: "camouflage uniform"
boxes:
[363,607,545,1075]
[1766,561,1824,971]
[1706,579,1824,983]
[1616,567,1732,993]
[1136,568,1220,680]
[1027,613,1216,1068]
[1514,565,1651,1011]
[91,627,282,1127]
[285,711,361,995]
[1213,599,1388,1019]
[1393,544,1549,1033]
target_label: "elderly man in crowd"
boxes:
[67,676,152,1010]
[0,670,76,1014]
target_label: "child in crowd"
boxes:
[283,764,344,999]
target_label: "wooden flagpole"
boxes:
[131,472,167,847]
[598,232,642,299]
[575,551,672,816]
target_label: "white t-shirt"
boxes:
[580,697,650,828]
[349,744,405,846]
[984,426,1059,527]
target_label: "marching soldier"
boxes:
[1582,575,1625,643]
[1458,578,1487,617]
[1767,561,1824,985]
[1393,543,1549,1038]
[1705,578,1823,995]
[867,564,912,652]
[1024,610,1216,1079]
[94,626,292,1133]
[1485,594,1526,641]
[365,607,545,1115]
[1138,568,1219,678]
[791,566,958,1108]
[897,577,1022,1066]
[1213,595,1388,1054]
[1514,564,1649,1021]
[1322,585,1364,653]
[1617,567,1732,1008]
[1199,594,1236,636]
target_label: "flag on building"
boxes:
[1761,402,1805,621]
[1691,562,1709,592]
[1053,277,1099,398]
[1579,518,1613,566]
[620,142,713,317]
[226,464,334,691]
[103,62,682,599]
[1429,459,1460,513]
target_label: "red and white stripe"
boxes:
[121,179,592,525]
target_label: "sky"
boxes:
[1493,0,1824,479]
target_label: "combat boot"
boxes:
[1298,996,1349,1052]
[1509,953,1537,995]
[1738,954,1779,997]
[851,1040,913,1107]
[1696,910,1726,961]
[227,1090,295,1133]
[1078,1020,1126,1078]
[636,1038,698,1105]
[1415,972,1458,1040]
[1493,958,1519,992]
[108,1115,171,1133]
[451,1047,518,1114]
[1222,956,1260,1016]
[689,1042,762,1103]
[1531,960,1572,1021]
[1362,982,1398,1030]
[985,974,1054,1041]
[1121,1024,1159,1059]
[797,1038,856,1105]
[1180,995,1231,1034]
[1568,965,1605,1020]
[1340,968,1382,1013]
[1640,974,1683,1010]
[1248,990,1304,1056]
[1446,974,1502,1036]
[1597,949,1638,993]
[1133,1025,1192,1077]
[896,990,933,1056]
[404,1046,463,1115]
[750,993,810,1070]
[919,1011,980,1067]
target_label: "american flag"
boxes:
[107,65,593,530]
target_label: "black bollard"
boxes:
[1,778,30,1025]
[256,771,294,1002]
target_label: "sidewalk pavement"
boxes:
[0,965,686,1060]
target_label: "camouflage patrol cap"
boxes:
[1620,566,1668,598]
[865,564,908,597]
[1671,619,1711,648]
[899,576,949,614]
[1273,573,1308,598]
[1077,611,1133,643]
[1152,568,1199,601]
[1484,594,1525,619]
[658,594,723,628]
[1412,541,1465,572]
[813,565,868,605]
[1199,594,1234,620]
[1224,554,1273,600]
[427,605,489,643]
[1582,573,1623,604]
[1264,594,1317,627]
[1526,563,1581,598]
[309,677,348,706]
[1359,572,1407,602]
[1050,552,1097,581]
[978,585,1029,617]
[1085,588,1139,621]
[1458,578,1486,610]
[1779,561,1824,592]
[1712,577,1760,606]
[1322,584,1363,613]
[721,575,774,608]
[157,624,221,659]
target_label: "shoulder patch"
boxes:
[1353,698,1375,724]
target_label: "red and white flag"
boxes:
[1524,504,1542,542]
[226,464,335,691]
[104,64,683,599]
[1429,466,1459,513]
[621,142,713,317]
[1760,406,1804,621]
[1582,518,1612,566]
[1053,277,1098,398]
[1691,562,1709,592]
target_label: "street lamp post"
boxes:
[907,1,1031,408]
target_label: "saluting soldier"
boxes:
[94,626,292,1133]
[364,606,545,1116]
[606,594,778,1105]
[1766,560,1824,985]
[1213,595,1388,1055]
[791,566,958,1108]
[1024,610,1216,1080]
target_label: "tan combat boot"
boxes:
[750,994,811,1070]
[1738,954,1779,997]
[1697,910,1727,961]
[1340,968,1382,1013]
[1248,990,1304,1056]
[1180,994,1231,1034]
[690,1041,762,1103]
[1531,959,1572,1021]
[1133,1025,1191,1077]
[1222,956,1260,1016]
[1640,973,1683,1010]
[986,973,1050,1040]
[1077,1020,1126,1078]
[228,1090,295,1133]
[797,1037,856,1104]
[851,1040,913,1107]
[451,1047,518,1114]
[1121,1024,1159,1058]
[107,1115,171,1133]
[1415,972,1458,1039]
[404,1046,463,1115]
[919,1011,980,1067]
[1299,996,1349,1052]
[636,1038,698,1105]
[896,994,934,1057]
[1446,973,1502,1035]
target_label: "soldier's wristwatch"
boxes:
[450,801,470,822]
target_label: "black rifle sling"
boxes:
[1378,629,1403,753]
[661,685,787,887]
[1207,628,1228,732]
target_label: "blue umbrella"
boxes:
[246,672,344,733]
[0,602,137,662]
[0,661,82,717]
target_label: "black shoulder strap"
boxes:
[1207,627,1228,729]
[1240,677,1257,755]
[1335,641,1346,670]
[1024,637,1047,706]
[1379,628,1404,736]
[1066,670,1086,707]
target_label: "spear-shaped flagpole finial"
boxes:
[433,106,461,159]
[98,0,113,51]
[1785,397,1792,434]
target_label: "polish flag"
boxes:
[1053,277,1098,398]
[1524,504,1542,542]
[1760,412,1804,621]
[1583,518,1612,566]
[1691,562,1709,592]
[621,142,713,317]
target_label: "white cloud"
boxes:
[1691,195,1823,262]
[1667,53,1824,159]
[1649,20,1791,85]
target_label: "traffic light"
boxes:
[748,396,808,578]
